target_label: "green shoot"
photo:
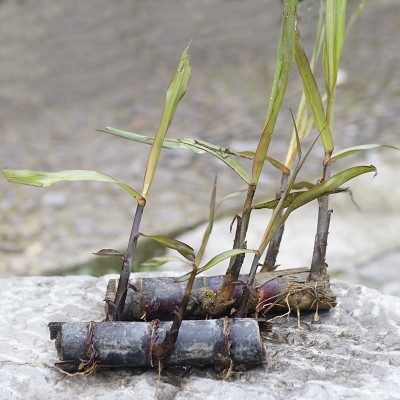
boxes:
[141,47,191,199]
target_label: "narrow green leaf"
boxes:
[291,181,315,190]
[295,27,334,155]
[2,169,144,203]
[238,151,290,175]
[196,177,217,266]
[345,0,366,39]
[141,47,192,199]
[142,235,195,262]
[323,0,347,134]
[252,188,348,210]
[198,248,257,275]
[330,144,399,163]
[252,193,299,210]
[177,139,251,183]
[265,156,291,175]
[175,248,257,282]
[323,0,347,94]
[284,0,325,169]
[251,0,297,184]
[93,249,126,257]
[101,129,251,183]
[101,127,204,153]
[281,165,376,223]
[216,189,247,211]
[140,255,186,269]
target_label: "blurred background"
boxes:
[0,0,399,293]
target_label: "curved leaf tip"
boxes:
[142,235,195,262]
[330,144,399,164]
[93,249,126,258]
[2,169,144,204]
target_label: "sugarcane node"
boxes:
[212,298,237,317]
[149,319,160,367]
[222,317,230,346]
[128,283,139,292]
[256,318,273,333]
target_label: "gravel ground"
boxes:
[1,274,399,399]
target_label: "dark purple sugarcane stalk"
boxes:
[105,268,336,321]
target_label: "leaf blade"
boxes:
[2,169,144,203]
[252,188,348,210]
[295,27,334,155]
[141,47,192,199]
[330,144,399,163]
[140,255,186,269]
[237,151,290,175]
[281,165,376,223]
[177,138,251,183]
[142,235,195,262]
[175,248,257,282]
[195,177,217,266]
[101,129,251,183]
[93,249,126,258]
[251,0,297,184]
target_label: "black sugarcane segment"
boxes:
[49,318,264,373]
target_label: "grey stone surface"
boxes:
[1,0,399,275]
[1,274,400,399]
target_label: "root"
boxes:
[257,278,336,328]
[56,321,99,376]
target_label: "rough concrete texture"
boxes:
[1,0,399,275]
[1,274,399,400]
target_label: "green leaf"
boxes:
[281,165,376,222]
[345,0,366,39]
[177,139,251,183]
[216,189,247,211]
[93,249,126,257]
[237,151,290,175]
[102,128,251,183]
[252,193,300,210]
[196,177,217,266]
[323,0,347,94]
[141,47,192,199]
[140,255,186,269]
[102,127,204,153]
[330,144,399,163]
[295,27,333,155]
[252,188,348,210]
[291,181,315,190]
[175,248,257,282]
[142,235,195,262]
[2,169,144,203]
[322,0,347,134]
[251,0,297,184]
[284,1,325,169]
